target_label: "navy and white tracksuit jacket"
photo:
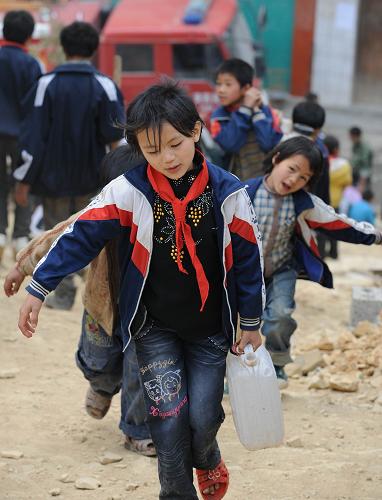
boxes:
[27,162,265,349]
[247,177,381,288]
[15,62,125,197]
[0,43,43,138]
[210,104,282,156]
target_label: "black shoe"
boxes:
[274,365,288,389]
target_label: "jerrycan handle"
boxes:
[243,344,257,367]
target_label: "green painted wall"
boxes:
[239,0,295,92]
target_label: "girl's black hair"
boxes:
[263,136,323,188]
[99,144,144,185]
[124,79,203,155]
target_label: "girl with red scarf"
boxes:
[18,81,264,500]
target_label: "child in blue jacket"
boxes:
[210,58,282,180]
[14,21,125,311]
[246,136,382,388]
[349,189,376,225]
[17,81,264,500]
[0,10,43,261]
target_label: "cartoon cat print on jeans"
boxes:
[144,370,181,403]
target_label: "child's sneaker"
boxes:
[85,386,112,419]
[124,436,157,457]
[274,365,288,389]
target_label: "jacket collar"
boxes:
[55,62,96,74]
[124,158,244,205]
[0,41,27,52]
[246,176,314,217]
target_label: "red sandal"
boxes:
[196,460,229,500]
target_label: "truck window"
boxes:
[116,44,154,72]
[173,43,223,80]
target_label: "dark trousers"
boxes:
[317,232,338,260]
[43,194,93,307]
[43,194,92,230]
[0,136,31,238]
[134,321,228,500]
[317,208,340,260]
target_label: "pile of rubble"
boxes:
[286,320,382,393]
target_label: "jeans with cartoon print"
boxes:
[262,260,298,367]
[76,310,151,440]
[134,319,228,500]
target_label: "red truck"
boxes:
[99,0,258,120]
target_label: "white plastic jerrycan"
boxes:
[226,344,284,450]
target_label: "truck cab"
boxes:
[99,0,257,121]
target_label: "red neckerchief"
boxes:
[0,41,27,52]
[147,158,210,312]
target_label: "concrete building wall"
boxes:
[311,0,359,107]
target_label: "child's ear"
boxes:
[193,121,202,143]
[272,152,280,165]
[240,83,251,96]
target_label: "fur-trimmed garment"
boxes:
[17,213,114,335]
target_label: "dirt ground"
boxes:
[1,242,382,500]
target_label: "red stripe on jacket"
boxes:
[225,242,233,273]
[309,236,320,256]
[79,204,147,275]
[210,120,221,138]
[307,219,349,231]
[229,216,257,243]
[79,205,133,227]
[131,240,150,277]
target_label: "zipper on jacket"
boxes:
[122,181,154,352]
[123,181,247,350]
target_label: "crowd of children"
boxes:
[1,9,380,500]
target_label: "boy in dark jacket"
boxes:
[0,10,43,263]
[15,21,125,310]
[283,101,330,205]
[210,58,282,180]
